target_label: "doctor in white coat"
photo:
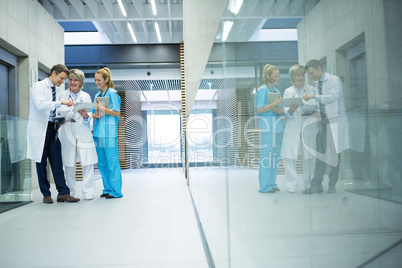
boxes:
[303,59,349,194]
[281,64,317,193]
[58,69,98,200]
[27,64,79,203]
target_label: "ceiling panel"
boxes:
[39,0,319,45]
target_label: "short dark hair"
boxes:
[305,59,321,70]
[50,64,69,76]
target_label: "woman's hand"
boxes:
[272,95,282,106]
[94,99,104,110]
[94,99,106,118]
[288,104,299,114]
[93,109,102,119]
[77,109,89,119]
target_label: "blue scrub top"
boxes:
[255,84,283,133]
[93,88,121,138]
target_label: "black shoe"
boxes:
[100,193,109,198]
[303,185,323,194]
[314,185,324,193]
[105,195,116,199]
[272,188,280,192]
[327,187,336,193]
[267,189,276,193]
[302,188,311,194]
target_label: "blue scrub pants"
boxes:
[259,132,283,192]
[94,137,123,198]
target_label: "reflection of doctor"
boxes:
[303,59,349,194]
[281,64,317,193]
[58,69,98,200]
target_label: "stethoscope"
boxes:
[68,90,84,103]
[292,86,306,98]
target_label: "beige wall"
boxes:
[0,0,65,190]
[297,0,388,106]
[0,0,65,119]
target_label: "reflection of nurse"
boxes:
[255,64,284,193]
[93,67,123,199]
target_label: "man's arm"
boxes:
[315,75,341,105]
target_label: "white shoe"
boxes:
[287,187,296,193]
[85,194,94,200]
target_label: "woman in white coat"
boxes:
[281,64,317,193]
[58,69,98,200]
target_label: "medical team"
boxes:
[27,64,122,203]
[27,60,346,203]
[256,60,349,194]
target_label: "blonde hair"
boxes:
[261,64,279,85]
[288,64,305,85]
[69,69,85,90]
[95,67,114,89]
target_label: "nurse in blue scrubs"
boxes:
[93,67,123,199]
[255,64,284,193]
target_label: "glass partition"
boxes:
[187,0,402,267]
[0,114,32,213]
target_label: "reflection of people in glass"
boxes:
[281,64,317,193]
[302,59,349,194]
[58,69,98,200]
[255,64,284,193]
[92,67,123,199]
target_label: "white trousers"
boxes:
[65,163,95,197]
[284,157,313,190]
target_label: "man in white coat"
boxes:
[58,69,98,200]
[302,59,349,194]
[281,64,317,193]
[27,64,80,203]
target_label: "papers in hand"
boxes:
[282,97,304,107]
[73,102,94,112]
[267,93,280,104]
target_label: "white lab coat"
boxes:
[314,72,349,154]
[281,84,317,159]
[58,89,98,167]
[27,78,61,163]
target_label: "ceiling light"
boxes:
[230,0,243,15]
[222,21,233,42]
[150,0,157,16]
[155,22,162,43]
[117,0,127,17]
[127,22,137,43]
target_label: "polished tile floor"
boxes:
[1,167,402,268]
[0,168,208,268]
[189,167,402,268]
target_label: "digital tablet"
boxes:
[73,102,94,112]
[267,93,280,104]
[96,97,109,108]
[282,97,304,107]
